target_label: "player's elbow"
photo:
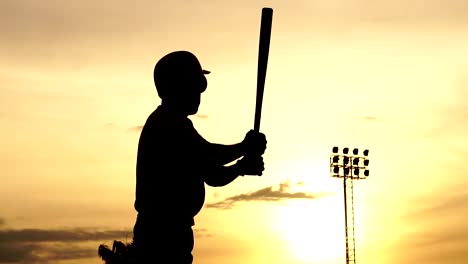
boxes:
[204,174,228,187]
[203,167,232,187]
[204,178,225,187]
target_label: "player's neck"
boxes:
[160,100,189,117]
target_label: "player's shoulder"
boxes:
[138,108,160,132]
[144,106,186,131]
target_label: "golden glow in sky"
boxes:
[1,0,468,264]
[273,199,345,262]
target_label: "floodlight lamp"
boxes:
[332,146,339,153]
[364,170,369,176]
[363,149,369,156]
[353,168,359,176]
[332,156,339,164]
[344,168,350,175]
[353,148,359,155]
[352,158,359,166]
[343,156,349,165]
[333,166,339,174]
[364,159,369,166]
[343,147,349,154]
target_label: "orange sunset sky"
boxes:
[1,0,468,263]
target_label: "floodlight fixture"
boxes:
[343,147,349,154]
[333,166,340,174]
[364,159,369,166]
[344,168,350,175]
[333,146,339,153]
[363,149,369,156]
[353,168,359,176]
[343,156,349,165]
[353,148,359,155]
[364,170,370,176]
[352,158,359,166]
[332,156,339,164]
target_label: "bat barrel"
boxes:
[254,7,273,133]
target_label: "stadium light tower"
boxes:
[330,146,370,264]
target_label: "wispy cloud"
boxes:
[205,181,328,209]
[0,227,211,263]
[193,228,212,238]
[194,114,208,119]
[424,77,468,143]
[395,187,468,264]
[395,229,468,264]
[0,228,129,263]
[412,193,468,219]
[362,116,378,121]
[129,125,144,133]
[0,228,130,243]
[0,242,35,263]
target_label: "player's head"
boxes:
[153,51,210,115]
[154,50,209,94]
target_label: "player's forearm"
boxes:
[208,143,245,165]
[204,164,242,187]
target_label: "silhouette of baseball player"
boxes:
[132,50,267,263]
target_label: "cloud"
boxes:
[2,0,468,71]
[39,244,97,261]
[193,228,212,238]
[0,228,130,243]
[394,187,468,264]
[412,193,468,219]
[420,75,468,156]
[301,0,468,24]
[129,125,144,132]
[0,242,97,264]
[0,227,211,263]
[362,116,378,121]
[205,181,328,209]
[0,218,5,227]
[431,81,468,135]
[194,114,208,119]
[398,236,468,264]
[395,229,468,264]
[0,242,35,263]
[406,229,468,249]
[0,228,130,263]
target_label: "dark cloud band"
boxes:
[205,181,329,209]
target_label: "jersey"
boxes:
[134,105,209,226]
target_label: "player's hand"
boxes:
[242,130,267,156]
[236,155,264,176]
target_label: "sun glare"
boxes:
[272,196,345,263]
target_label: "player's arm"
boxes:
[204,156,264,187]
[205,142,244,166]
[203,130,267,166]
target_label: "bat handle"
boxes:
[254,121,261,133]
[253,85,263,133]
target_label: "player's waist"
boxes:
[135,211,195,226]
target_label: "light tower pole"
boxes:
[329,147,370,264]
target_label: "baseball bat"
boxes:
[254,7,273,133]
